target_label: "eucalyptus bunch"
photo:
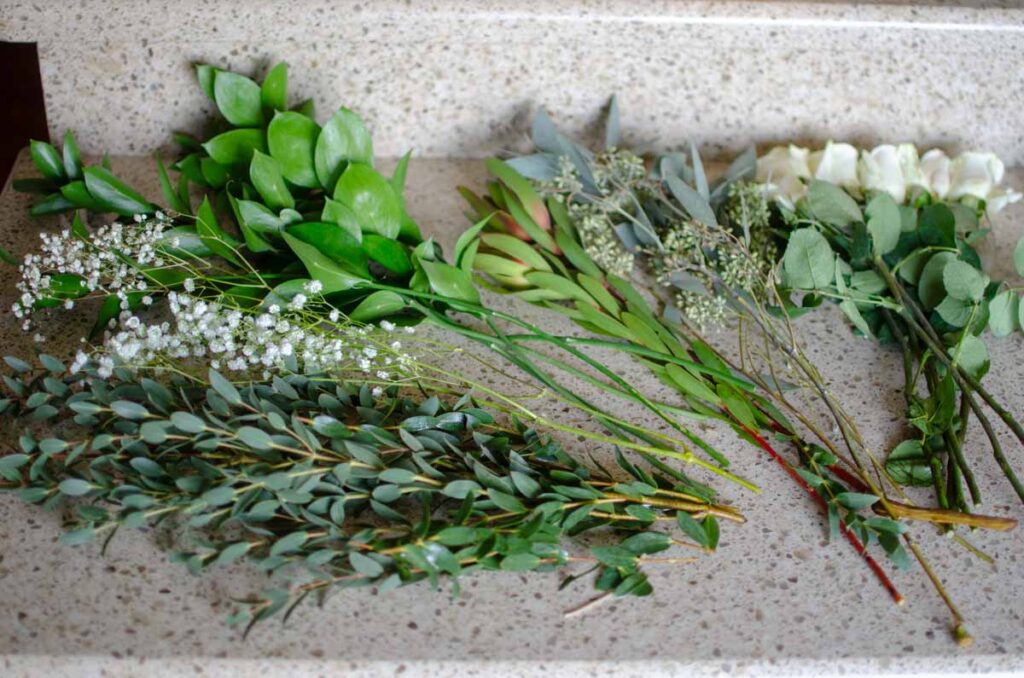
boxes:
[458,103,1018,642]
[0,355,738,632]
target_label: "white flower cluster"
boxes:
[85,283,415,381]
[756,142,1022,216]
[13,214,171,330]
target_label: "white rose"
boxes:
[985,187,1023,216]
[947,151,1004,202]
[897,144,926,192]
[808,141,859,192]
[858,145,906,203]
[756,144,811,209]
[919,149,951,199]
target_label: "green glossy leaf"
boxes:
[315,107,374,190]
[213,70,263,127]
[317,199,361,245]
[676,511,710,548]
[267,111,320,188]
[249,150,294,210]
[203,128,266,166]
[363,234,413,277]
[30,140,64,181]
[83,167,153,216]
[834,492,878,510]
[286,222,368,275]
[419,259,480,305]
[260,62,288,111]
[62,130,83,180]
[196,197,241,265]
[282,233,367,293]
[333,164,401,239]
[348,291,406,322]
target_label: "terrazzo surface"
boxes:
[0,151,1022,676]
[2,1,1024,162]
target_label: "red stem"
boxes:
[739,423,905,605]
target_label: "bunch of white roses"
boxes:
[756,142,1022,215]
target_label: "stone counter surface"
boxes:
[2,0,1024,162]
[0,152,1022,677]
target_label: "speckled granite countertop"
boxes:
[0,152,1022,677]
[2,0,1024,162]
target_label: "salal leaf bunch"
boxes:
[16,62,477,326]
[0,355,738,632]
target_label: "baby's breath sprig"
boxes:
[0,356,738,633]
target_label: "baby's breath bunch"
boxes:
[90,280,417,387]
[13,213,177,332]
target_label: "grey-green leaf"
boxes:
[783,228,834,290]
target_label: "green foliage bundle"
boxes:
[456,102,1021,641]
[17,61,477,326]
[0,355,735,631]
[776,182,1024,512]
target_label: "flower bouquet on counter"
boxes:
[0,63,748,631]
[456,100,1021,643]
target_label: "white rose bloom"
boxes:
[947,151,1003,201]
[858,145,906,203]
[808,141,859,192]
[919,149,952,198]
[756,144,811,209]
[897,144,926,192]
[986,187,1023,216]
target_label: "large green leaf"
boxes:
[83,166,153,216]
[321,197,362,242]
[807,180,862,229]
[213,71,263,127]
[260,62,288,111]
[917,252,957,310]
[942,260,989,302]
[333,164,401,239]
[349,291,406,322]
[282,232,368,293]
[249,150,294,210]
[30,140,64,181]
[315,107,374,190]
[363,234,413,277]
[865,192,901,256]
[419,259,481,304]
[782,228,834,290]
[988,290,1019,337]
[285,221,368,276]
[267,111,320,188]
[203,129,266,166]
[485,158,550,230]
[196,197,242,266]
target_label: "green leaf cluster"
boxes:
[0,357,737,632]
